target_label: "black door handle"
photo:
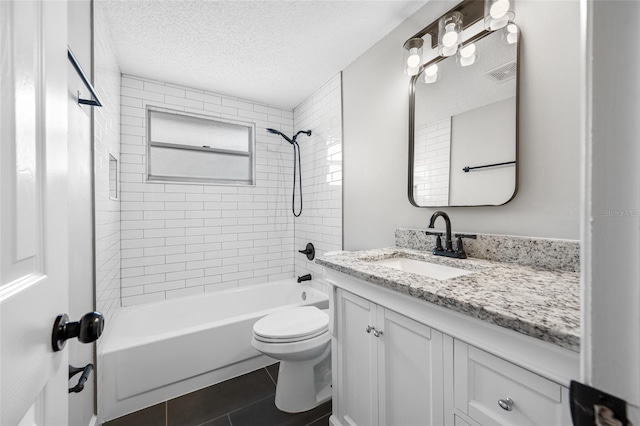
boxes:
[52,311,104,352]
[69,364,94,393]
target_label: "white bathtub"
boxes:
[100,280,328,422]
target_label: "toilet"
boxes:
[251,306,331,413]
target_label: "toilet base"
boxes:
[274,345,332,413]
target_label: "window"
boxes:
[147,108,255,185]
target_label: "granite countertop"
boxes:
[316,247,580,352]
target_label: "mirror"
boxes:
[409,28,519,207]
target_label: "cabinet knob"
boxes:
[373,329,383,338]
[366,325,373,334]
[498,398,514,411]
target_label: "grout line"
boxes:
[227,414,233,426]
[264,364,278,385]
[304,412,331,426]
[165,401,168,426]
[225,393,276,418]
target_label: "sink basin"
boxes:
[371,257,474,280]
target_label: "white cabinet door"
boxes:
[378,308,445,426]
[0,1,69,425]
[335,289,446,426]
[336,289,378,426]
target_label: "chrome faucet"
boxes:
[427,211,476,259]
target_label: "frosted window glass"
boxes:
[150,111,249,152]
[150,146,251,182]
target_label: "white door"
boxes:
[1,1,69,425]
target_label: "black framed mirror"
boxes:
[409,26,519,207]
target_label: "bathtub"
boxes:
[100,280,328,422]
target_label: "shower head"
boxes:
[266,128,293,144]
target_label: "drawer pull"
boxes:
[373,328,383,338]
[498,398,514,411]
[366,325,373,334]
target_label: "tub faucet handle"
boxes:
[298,243,315,261]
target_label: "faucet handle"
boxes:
[454,233,477,239]
[425,230,443,251]
[454,234,477,255]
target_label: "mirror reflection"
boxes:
[410,28,518,207]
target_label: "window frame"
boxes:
[146,106,256,186]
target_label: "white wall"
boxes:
[343,0,581,250]
[449,97,516,205]
[582,0,640,421]
[293,74,343,291]
[118,75,294,306]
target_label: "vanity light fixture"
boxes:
[484,0,515,31]
[423,64,440,84]
[457,43,478,67]
[403,38,424,76]
[502,23,519,44]
[438,12,462,57]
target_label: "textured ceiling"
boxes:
[97,0,428,110]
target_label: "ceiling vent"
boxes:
[485,60,517,83]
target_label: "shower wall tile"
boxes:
[293,74,343,293]
[118,75,295,306]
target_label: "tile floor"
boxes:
[104,363,331,426]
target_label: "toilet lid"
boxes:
[253,306,328,341]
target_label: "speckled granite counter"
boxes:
[317,247,580,352]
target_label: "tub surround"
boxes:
[316,246,579,352]
[396,228,580,272]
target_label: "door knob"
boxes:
[52,311,104,352]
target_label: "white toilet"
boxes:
[251,306,331,413]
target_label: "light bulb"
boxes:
[441,45,457,57]
[490,0,510,19]
[442,23,458,47]
[425,64,438,76]
[503,23,518,44]
[460,44,476,58]
[407,47,421,68]
[423,64,439,83]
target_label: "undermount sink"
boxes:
[371,257,474,280]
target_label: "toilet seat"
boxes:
[253,306,328,343]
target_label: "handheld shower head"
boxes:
[266,128,293,144]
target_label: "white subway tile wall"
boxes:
[119,75,295,306]
[413,118,450,206]
[94,7,121,325]
[293,74,343,291]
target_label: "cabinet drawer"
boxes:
[454,340,570,426]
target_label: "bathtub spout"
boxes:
[297,274,312,283]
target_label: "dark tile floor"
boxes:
[104,363,331,426]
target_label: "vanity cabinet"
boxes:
[453,340,572,426]
[327,270,577,426]
[334,288,445,426]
